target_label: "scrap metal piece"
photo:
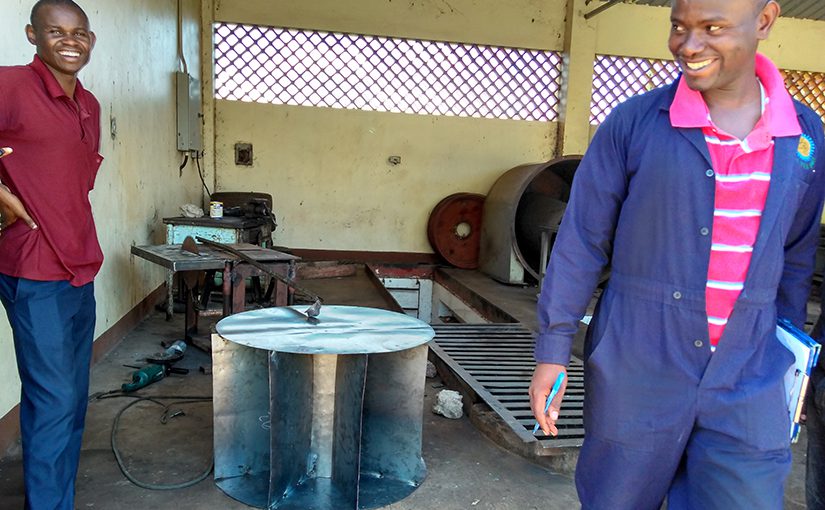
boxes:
[181,235,201,256]
[180,236,203,297]
[305,299,322,318]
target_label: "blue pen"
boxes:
[533,372,566,434]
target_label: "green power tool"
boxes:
[122,364,166,392]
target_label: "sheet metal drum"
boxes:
[479,156,581,284]
[212,305,435,509]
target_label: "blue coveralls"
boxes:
[535,80,825,509]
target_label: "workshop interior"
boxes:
[2,0,825,509]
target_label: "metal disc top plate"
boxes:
[216,305,435,354]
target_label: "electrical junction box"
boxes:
[176,71,203,152]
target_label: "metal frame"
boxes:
[430,324,585,453]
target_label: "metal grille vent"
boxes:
[430,324,584,449]
[782,69,825,122]
[591,55,825,125]
[590,54,680,125]
[214,23,563,122]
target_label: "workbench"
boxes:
[131,243,299,344]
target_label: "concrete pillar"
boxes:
[557,0,597,156]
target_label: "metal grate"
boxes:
[782,69,825,122]
[214,23,563,122]
[430,323,584,450]
[591,55,825,125]
[590,54,680,125]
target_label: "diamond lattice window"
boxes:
[590,55,680,125]
[781,70,825,122]
[214,23,563,122]
[591,55,825,125]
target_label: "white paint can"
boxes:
[209,201,224,218]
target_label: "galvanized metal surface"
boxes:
[269,352,314,508]
[215,305,435,354]
[212,307,432,509]
[630,0,825,21]
[430,324,585,452]
[479,156,580,285]
[360,346,428,504]
[212,334,271,508]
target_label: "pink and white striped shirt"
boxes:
[670,53,802,350]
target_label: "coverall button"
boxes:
[700,227,710,236]
[694,340,704,348]
[672,291,682,300]
[705,169,715,177]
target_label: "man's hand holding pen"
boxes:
[529,363,568,437]
[0,147,38,232]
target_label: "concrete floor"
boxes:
[0,309,580,510]
[0,270,817,509]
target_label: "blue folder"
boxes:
[776,317,822,443]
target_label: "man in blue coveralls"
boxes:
[530,0,825,508]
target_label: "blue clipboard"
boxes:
[777,317,822,442]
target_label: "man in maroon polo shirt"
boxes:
[0,1,102,508]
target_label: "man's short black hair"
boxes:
[30,0,89,28]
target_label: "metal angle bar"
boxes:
[460,360,537,364]
[536,438,585,449]
[436,335,533,341]
[584,0,625,19]
[481,381,585,388]
[516,418,584,426]
[436,342,533,348]
[435,331,534,335]
[439,346,535,352]
[498,395,585,403]
[433,324,528,330]
[441,345,535,351]
[432,333,530,338]
[448,353,535,358]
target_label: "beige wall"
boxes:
[215,0,566,51]
[210,0,565,253]
[0,0,203,418]
[216,103,555,252]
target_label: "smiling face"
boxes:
[668,0,778,96]
[26,3,95,88]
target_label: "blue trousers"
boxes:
[0,275,96,510]
[576,425,791,509]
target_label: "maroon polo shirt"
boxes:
[0,55,103,286]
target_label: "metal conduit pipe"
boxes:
[479,155,582,285]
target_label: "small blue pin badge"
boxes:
[533,371,566,434]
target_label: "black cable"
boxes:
[194,152,212,198]
[178,154,189,177]
[93,392,214,490]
